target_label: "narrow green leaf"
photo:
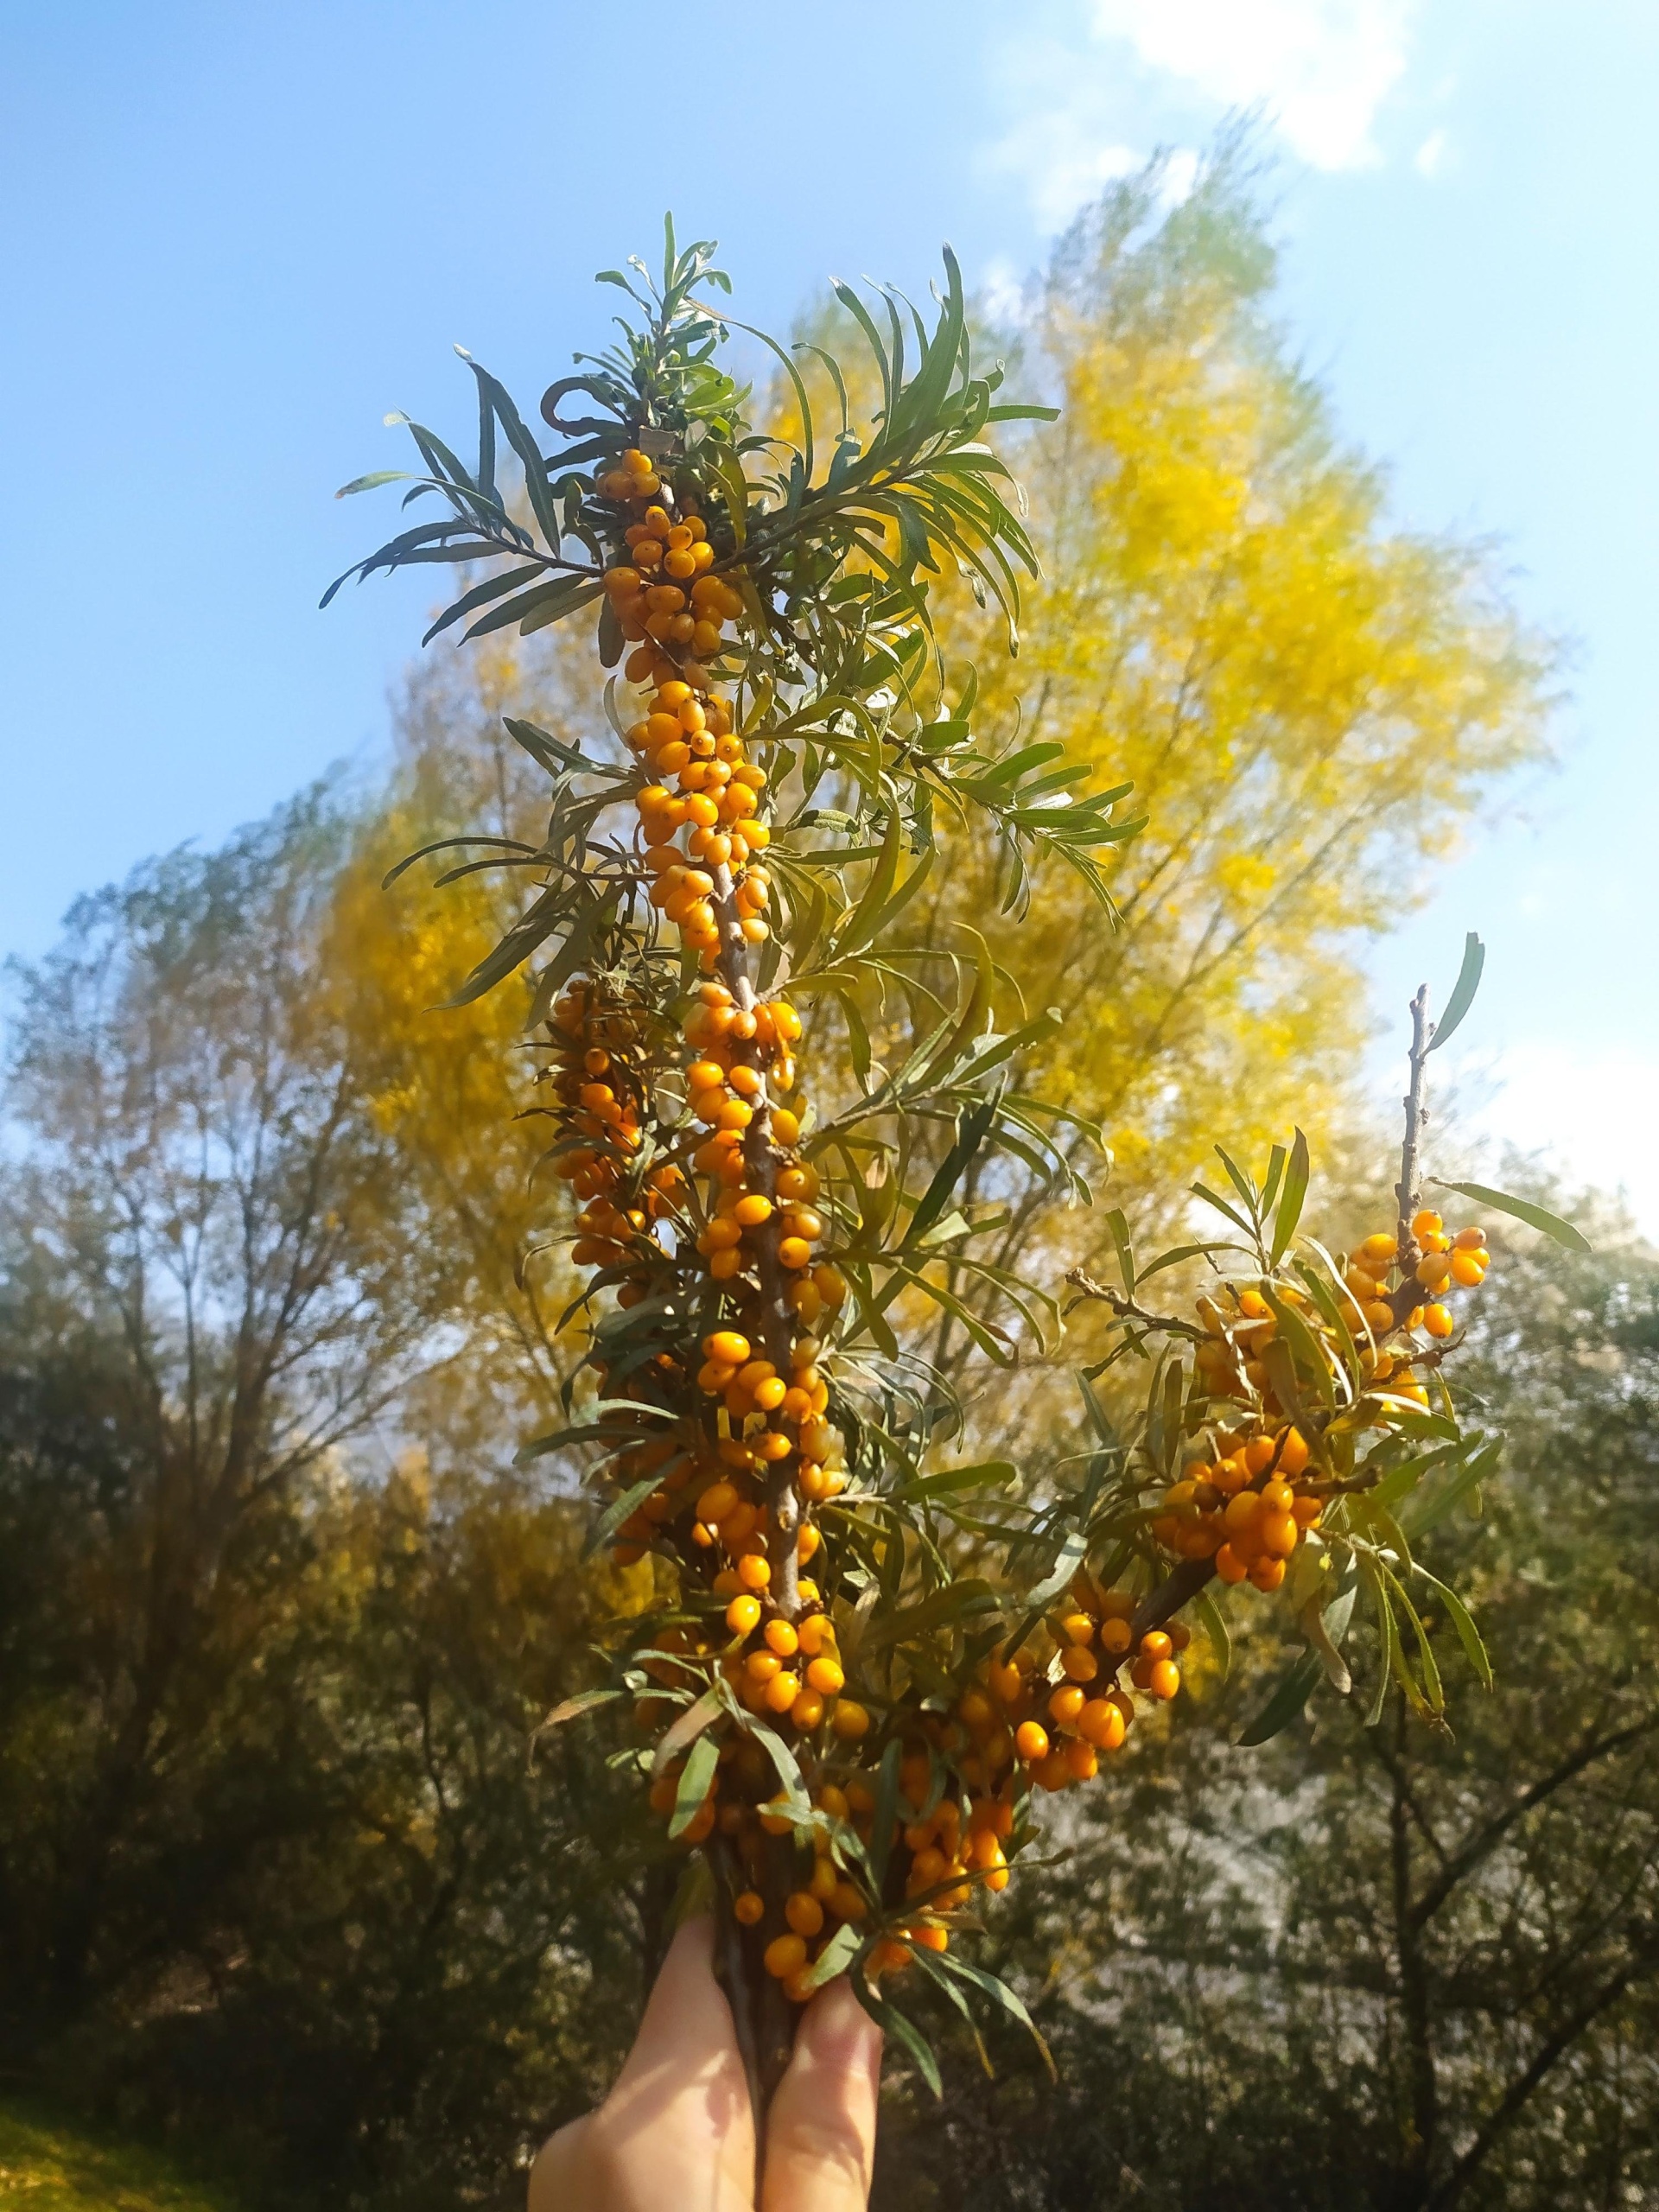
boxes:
[869,1738,905,1890]
[1269,1128,1310,1266]
[652,1688,723,1776]
[852,1979,942,2097]
[935,1954,1058,2082]
[1414,1566,1494,1689]
[1429,1180,1591,1253]
[580,1472,663,1560]
[799,1923,862,1993]
[667,1732,720,1839]
[1236,1650,1322,1746]
[1105,1207,1136,1294]
[531,1687,624,1738]
[1191,1588,1231,1682]
[861,1579,999,1652]
[1026,1530,1088,1611]
[1427,932,1484,1052]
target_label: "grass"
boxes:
[0,2101,238,2211]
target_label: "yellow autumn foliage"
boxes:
[328,149,1551,1393]
[931,152,1550,1252]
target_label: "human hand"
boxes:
[529,1916,882,2212]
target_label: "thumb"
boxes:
[762,1975,883,2212]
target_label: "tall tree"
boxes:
[0,793,455,2018]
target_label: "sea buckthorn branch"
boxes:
[334,223,1574,2130]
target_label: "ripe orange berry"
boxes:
[1423,1301,1455,1339]
[726,1594,762,1635]
[1450,1251,1486,1287]
[766,1618,799,1657]
[1048,1684,1086,1726]
[737,1554,772,1592]
[831,1699,870,1739]
[765,1671,802,1713]
[705,1330,751,1367]
[1411,1209,1443,1241]
[1078,1697,1127,1750]
[1139,1630,1173,1663]
[1015,1720,1050,1764]
[806,1656,844,1695]
[734,1890,765,1926]
[791,1688,825,1730]
[785,1891,825,1938]
[1148,1659,1181,1700]
[764,1933,808,1980]
[1277,1427,1310,1476]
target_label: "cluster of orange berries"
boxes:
[1153,1423,1319,1592]
[968,1592,1185,1791]
[542,982,684,1309]
[645,1579,1203,1993]
[1341,1210,1491,1349]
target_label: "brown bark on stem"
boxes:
[709,1834,799,2192]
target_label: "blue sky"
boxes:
[3,0,1655,1224]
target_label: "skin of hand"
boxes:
[529,1915,882,2212]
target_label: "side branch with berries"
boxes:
[333,223,1586,2133]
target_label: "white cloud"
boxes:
[978,254,1033,328]
[1414,125,1451,178]
[985,1,1421,238]
[1090,0,1420,169]
[992,121,1141,235]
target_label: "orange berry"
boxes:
[1276,1427,1310,1476]
[1423,1302,1455,1339]
[1015,1720,1050,1764]
[734,1889,766,1926]
[1148,1659,1181,1700]
[785,1891,824,1938]
[1078,1697,1127,1750]
[726,1594,762,1635]
[830,1700,870,1740]
[764,1933,808,1980]
[737,1554,771,1592]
